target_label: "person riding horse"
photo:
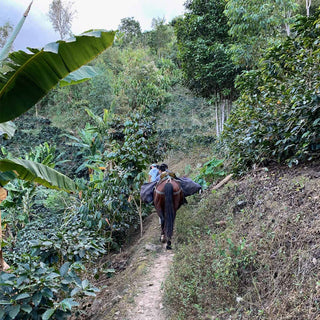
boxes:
[155,163,176,182]
[140,163,202,249]
[153,164,184,249]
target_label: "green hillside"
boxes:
[1,1,320,319]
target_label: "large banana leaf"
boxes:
[0,121,16,139]
[0,30,115,123]
[0,171,16,186]
[0,158,77,193]
[59,65,100,87]
[0,2,33,62]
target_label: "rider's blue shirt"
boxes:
[149,167,159,182]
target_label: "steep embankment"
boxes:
[76,160,320,320]
[165,161,320,320]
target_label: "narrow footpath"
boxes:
[125,249,174,320]
[85,212,174,320]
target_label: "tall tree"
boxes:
[175,0,238,97]
[148,17,175,58]
[296,0,320,16]
[118,17,142,46]
[48,0,75,39]
[306,0,312,16]
[175,0,239,136]
[222,10,320,171]
[0,22,13,49]
[224,0,299,69]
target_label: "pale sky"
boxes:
[1,0,186,50]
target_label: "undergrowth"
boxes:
[164,163,320,319]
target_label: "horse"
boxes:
[153,176,184,250]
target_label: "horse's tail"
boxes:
[164,183,174,239]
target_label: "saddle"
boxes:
[158,171,177,183]
[155,172,185,199]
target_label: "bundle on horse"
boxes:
[153,174,184,250]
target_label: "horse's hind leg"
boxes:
[158,211,166,243]
[166,240,172,250]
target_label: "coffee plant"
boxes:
[0,257,98,320]
[222,11,320,173]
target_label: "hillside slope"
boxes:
[165,161,320,319]
[72,161,320,320]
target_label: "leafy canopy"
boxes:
[224,0,299,69]
[221,11,320,173]
[174,0,239,97]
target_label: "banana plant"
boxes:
[0,7,115,269]
[0,2,33,62]
[0,30,115,188]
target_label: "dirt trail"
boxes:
[84,212,175,320]
[125,250,174,320]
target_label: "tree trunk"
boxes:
[0,188,9,271]
[220,99,225,134]
[306,0,311,17]
[214,93,233,137]
[215,99,219,137]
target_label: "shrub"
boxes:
[221,12,320,173]
[0,258,98,320]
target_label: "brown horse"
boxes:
[153,177,184,249]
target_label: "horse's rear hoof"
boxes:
[166,244,172,250]
[160,235,166,243]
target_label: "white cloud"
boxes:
[5,0,185,33]
[0,0,185,50]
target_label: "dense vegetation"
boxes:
[0,13,185,319]
[164,2,320,319]
[222,11,320,174]
[1,0,320,319]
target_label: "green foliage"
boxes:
[41,65,114,131]
[156,85,216,153]
[296,0,320,16]
[194,157,225,188]
[222,11,320,173]
[65,123,105,175]
[41,43,179,132]
[211,234,256,288]
[0,22,117,320]
[166,165,320,319]
[0,12,182,319]
[29,221,106,265]
[0,143,72,236]
[1,178,37,234]
[112,47,172,113]
[175,0,239,97]
[225,0,299,69]
[0,258,98,320]
[118,17,142,47]
[2,199,104,318]
[76,111,152,247]
[0,158,77,192]
[148,18,176,59]
[0,30,115,123]
[24,143,57,168]
[164,199,257,319]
